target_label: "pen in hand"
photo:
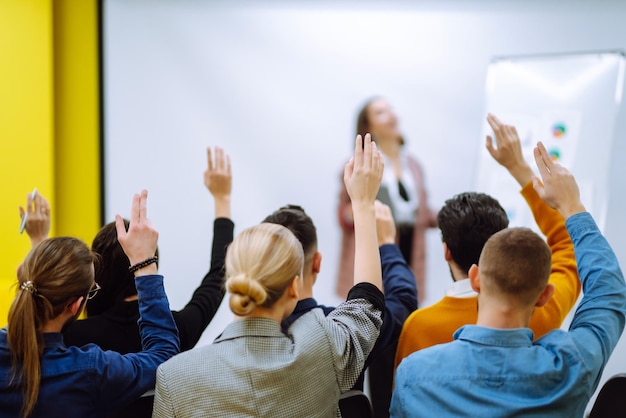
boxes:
[20,188,38,234]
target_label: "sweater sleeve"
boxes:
[521,183,581,338]
[171,218,233,350]
[363,244,417,368]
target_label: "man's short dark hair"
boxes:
[437,192,509,274]
[263,205,317,264]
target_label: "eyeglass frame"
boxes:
[87,282,101,300]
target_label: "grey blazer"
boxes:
[153,298,382,417]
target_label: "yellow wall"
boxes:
[0,0,100,326]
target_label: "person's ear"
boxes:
[468,264,480,293]
[67,296,85,317]
[311,252,322,274]
[535,283,555,307]
[288,276,301,300]
[443,243,453,262]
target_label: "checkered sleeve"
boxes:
[324,285,384,391]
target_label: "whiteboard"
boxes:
[476,51,626,232]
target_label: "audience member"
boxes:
[0,190,179,418]
[395,114,581,366]
[267,200,416,394]
[22,147,232,417]
[62,146,232,354]
[390,141,626,417]
[153,134,385,417]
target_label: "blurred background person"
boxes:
[336,97,438,418]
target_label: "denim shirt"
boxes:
[391,212,626,418]
[0,275,179,418]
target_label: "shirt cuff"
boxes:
[347,282,385,316]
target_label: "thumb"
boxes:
[485,135,496,158]
[19,206,25,218]
[531,176,544,198]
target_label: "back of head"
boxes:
[438,192,509,274]
[479,227,552,302]
[225,223,304,316]
[88,219,158,315]
[262,205,317,268]
[8,237,95,417]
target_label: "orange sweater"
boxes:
[395,183,581,369]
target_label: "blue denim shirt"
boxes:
[391,212,626,418]
[0,275,179,418]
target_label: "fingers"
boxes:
[353,135,364,169]
[26,192,34,215]
[343,157,355,186]
[362,133,372,169]
[39,197,50,217]
[139,190,148,221]
[115,214,127,240]
[207,147,214,172]
[533,142,552,179]
[130,192,141,224]
[226,154,232,177]
[485,135,496,157]
[486,113,502,132]
[213,146,221,172]
[531,176,544,197]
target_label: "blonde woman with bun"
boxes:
[153,135,385,418]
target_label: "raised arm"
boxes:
[365,201,417,364]
[21,190,51,247]
[344,134,384,291]
[173,146,233,350]
[486,114,580,335]
[97,190,180,413]
[204,146,232,219]
[533,142,626,375]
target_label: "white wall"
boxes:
[103,0,626,412]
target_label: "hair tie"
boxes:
[20,280,36,294]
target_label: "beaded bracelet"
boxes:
[128,256,158,274]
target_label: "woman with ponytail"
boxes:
[0,190,179,418]
[153,135,386,418]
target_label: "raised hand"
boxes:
[345,133,384,291]
[344,133,384,208]
[375,200,396,246]
[115,190,159,275]
[20,191,51,247]
[532,142,586,219]
[204,146,232,219]
[485,113,534,186]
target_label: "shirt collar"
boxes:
[445,278,478,298]
[43,333,66,349]
[454,325,534,347]
[215,318,285,343]
[292,298,319,315]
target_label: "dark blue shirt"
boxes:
[0,275,179,418]
[283,243,417,390]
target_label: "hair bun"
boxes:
[226,274,267,316]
